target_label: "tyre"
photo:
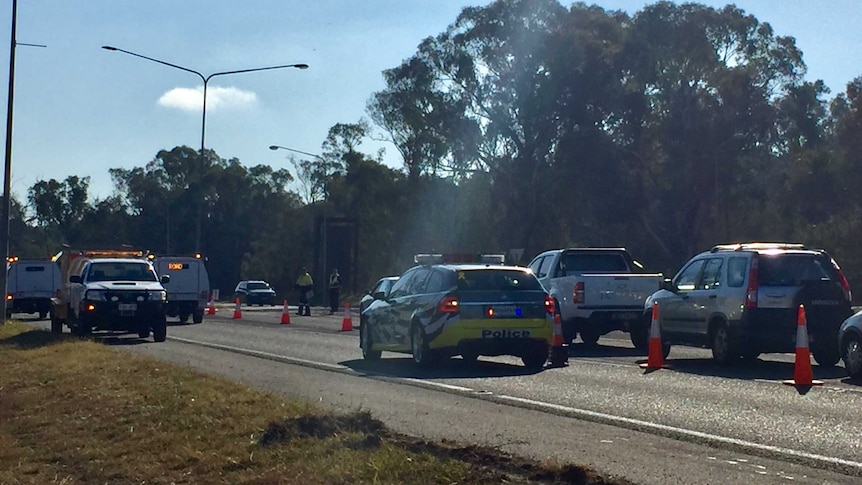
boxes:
[360,322,381,361]
[842,334,862,380]
[411,322,436,367]
[813,343,841,367]
[179,313,189,324]
[138,329,150,339]
[579,327,601,346]
[71,311,91,337]
[561,319,577,345]
[629,314,650,352]
[192,310,203,324]
[461,351,479,364]
[38,310,48,320]
[152,318,167,342]
[710,323,733,364]
[50,314,63,334]
[522,346,548,370]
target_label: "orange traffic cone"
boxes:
[206,295,216,315]
[340,302,354,331]
[549,309,568,367]
[232,298,242,319]
[280,300,291,325]
[640,301,668,371]
[782,304,823,391]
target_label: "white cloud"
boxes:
[157,86,257,111]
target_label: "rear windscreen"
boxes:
[455,270,543,291]
[247,282,271,290]
[757,255,836,286]
[561,253,629,273]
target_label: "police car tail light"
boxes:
[5,293,12,301]
[744,257,758,309]
[572,282,585,304]
[438,295,459,314]
[544,296,555,315]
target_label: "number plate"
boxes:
[611,312,638,321]
[118,303,137,312]
[487,305,519,318]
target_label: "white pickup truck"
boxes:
[528,248,663,346]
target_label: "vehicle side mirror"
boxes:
[70,275,82,283]
[373,290,386,300]
[661,278,674,291]
[160,275,171,284]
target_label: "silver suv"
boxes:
[639,243,853,365]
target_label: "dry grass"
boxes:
[0,322,624,484]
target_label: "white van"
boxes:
[7,259,61,319]
[153,255,211,324]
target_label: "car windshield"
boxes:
[455,269,543,291]
[89,262,156,282]
[247,282,271,290]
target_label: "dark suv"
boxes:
[640,243,853,365]
[234,280,277,306]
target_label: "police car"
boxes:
[359,254,554,369]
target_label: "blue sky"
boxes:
[1,1,860,201]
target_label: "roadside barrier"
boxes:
[549,310,568,366]
[280,300,291,325]
[340,302,354,332]
[232,298,242,319]
[782,304,823,390]
[640,301,668,371]
[206,295,216,315]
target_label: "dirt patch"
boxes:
[260,411,634,485]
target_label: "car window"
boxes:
[727,257,747,287]
[247,282,270,290]
[699,258,723,290]
[408,268,431,295]
[675,259,705,292]
[456,269,543,291]
[560,252,629,273]
[538,257,555,279]
[528,256,546,277]
[425,270,445,293]
[389,269,417,298]
[758,254,835,286]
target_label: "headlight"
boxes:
[85,290,107,301]
[148,290,167,301]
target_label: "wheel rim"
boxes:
[844,337,862,374]
[713,327,729,360]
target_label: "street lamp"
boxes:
[102,45,308,252]
[269,144,323,160]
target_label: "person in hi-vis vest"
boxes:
[295,268,313,316]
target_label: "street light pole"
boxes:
[102,46,308,252]
[268,144,323,160]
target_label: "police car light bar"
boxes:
[414,253,506,265]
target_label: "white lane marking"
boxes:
[167,335,862,476]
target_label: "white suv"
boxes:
[640,243,853,365]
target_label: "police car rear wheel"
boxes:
[522,348,547,370]
[411,322,436,367]
[361,323,381,361]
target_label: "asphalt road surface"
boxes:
[22,306,862,484]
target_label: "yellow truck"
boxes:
[51,248,170,341]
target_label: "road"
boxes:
[23,306,862,484]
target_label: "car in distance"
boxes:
[359,276,399,328]
[641,242,853,366]
[839,310,862,380]
[234,280,277,306]
[360,254,554,370]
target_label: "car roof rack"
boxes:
[710,242,809,252]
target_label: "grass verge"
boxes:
[0,322,628,484]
